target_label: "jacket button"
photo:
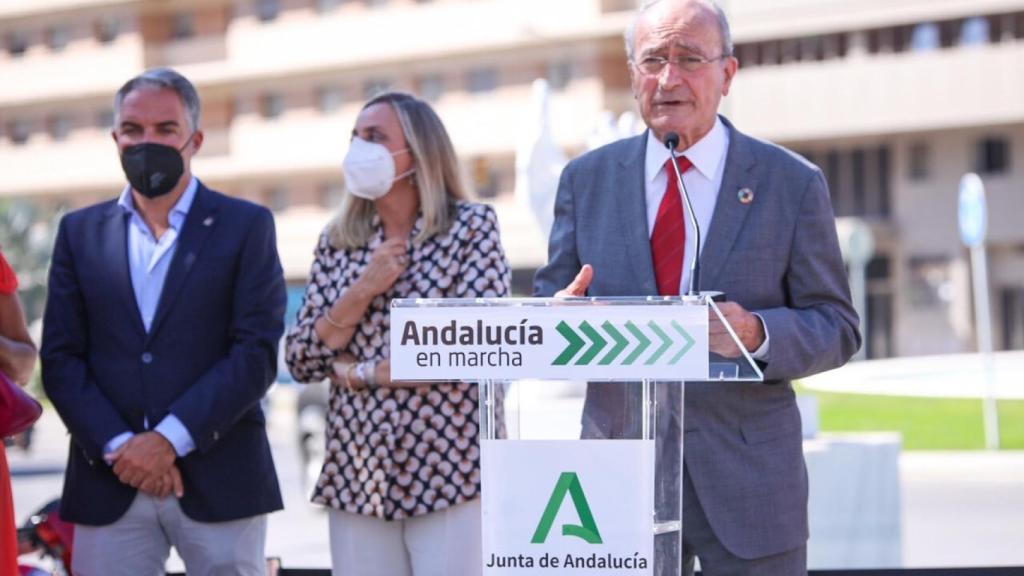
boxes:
[141,352,153,364]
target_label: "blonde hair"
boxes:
[328,92,469,249]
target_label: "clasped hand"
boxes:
[106,431,184,499]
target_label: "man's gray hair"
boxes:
[114,68,202,130]
[624,0,733,62]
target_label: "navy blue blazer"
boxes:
[41,182,286,525]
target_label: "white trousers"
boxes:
[328,498,482,576]
[72,493,267,576]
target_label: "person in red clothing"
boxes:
[0,247,38,574]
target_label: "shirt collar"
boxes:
[118,176,199,230]
[644,116,729,183]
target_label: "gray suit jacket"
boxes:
[534,117,861,559]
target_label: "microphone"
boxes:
[664,132,701,296]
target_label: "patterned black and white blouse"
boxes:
[285,201,510,520]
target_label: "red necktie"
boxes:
[651,156,692,296]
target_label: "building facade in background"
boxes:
[1,0,1023,358]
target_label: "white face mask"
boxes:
[341,137,415,200]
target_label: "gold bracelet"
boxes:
[344,363,361,391]
[322,307,353,330]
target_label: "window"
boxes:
[6,31,28,57]
[46,25,71,51]
[363,79,391,100]
[321,183,346,208]
[472,157,498,198]
[94,17,121,44]
[866,256,894,359]
[265,186,289,211]
[908,141,931,181]
[736,43,758,68]
[547,61,574,91]
[960,16,991,46]
[975,136,1010,175]
[317,86,345,113]
[1002,286,1024,350]
[7,120,31,146]
[759,40,779,66]
[821,33,846,59]
[821,146,890,218]
[316,0,343,12]
[260,93,286,119]
[467,67,498,94]
[779,38,801,62]
[908,256,953,309]
[418,74,444,102]
[96,108,115,129]
[256,0,280,22]
[173,12,195,40]
[48,115,73,141]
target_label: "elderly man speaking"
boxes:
[534,1,861,574]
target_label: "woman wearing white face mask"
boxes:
[285,92,510,576]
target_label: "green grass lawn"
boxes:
[795,385,1024,450]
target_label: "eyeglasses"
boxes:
[633,54,729,75]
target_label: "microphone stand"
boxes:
[665,138,701,296]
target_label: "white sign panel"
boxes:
[481,440,655,575]
[390,304,709,381]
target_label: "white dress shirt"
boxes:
[643,117,770,360]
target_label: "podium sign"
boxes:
[391,296,761,576]
[481,440,655,575]
[390,303,709,381]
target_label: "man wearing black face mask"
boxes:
[41,68,286,576]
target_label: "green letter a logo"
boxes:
[531,472,603,544]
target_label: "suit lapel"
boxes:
[700,120,759,290]
[101,204,147,337]
[146,183,219,342]
[614,133,659,294]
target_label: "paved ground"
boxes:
[802,351,1024,399]
[10,385,1024,572]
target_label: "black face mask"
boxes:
[119,137,191,199]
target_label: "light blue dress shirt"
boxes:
[105,178,198,459]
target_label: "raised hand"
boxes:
[554,264,593,297]
[355,238,409,298]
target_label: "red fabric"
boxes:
[651,156,693,296]
[1,446,17,575]
[0,250,17,295]
[1,249,21,572]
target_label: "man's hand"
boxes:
[136,464,185,499]
[554,265,593,297]
[107,431,177,490]
[710,302,766,358]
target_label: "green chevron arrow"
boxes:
[576,321,607,365]
[645,321,672,365]
[599,321,629,365]
[669,320,696,364]
[553,320,584,365]
[622,321,651,365]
